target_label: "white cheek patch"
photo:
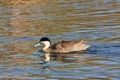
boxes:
[42,41,50,46]
[42,41,51,50]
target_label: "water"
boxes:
[0,0,120,80]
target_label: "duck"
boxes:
[34,37,90,53]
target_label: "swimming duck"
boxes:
[34,37,90,53]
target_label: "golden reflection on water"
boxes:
[0,40,36,67]
[0,0,119,37]
[0,0,49,37]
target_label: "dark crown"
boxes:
[40,37,51,42]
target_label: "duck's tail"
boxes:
[79,44,90,50]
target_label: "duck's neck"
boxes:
[42,41,51,50]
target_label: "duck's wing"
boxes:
[67,40,90,51]
[52,40,83,48]
[51,40,84,53]
[60,40,84,47]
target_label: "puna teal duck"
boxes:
[34,37,90,53]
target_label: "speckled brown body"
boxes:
[43,40,90,53]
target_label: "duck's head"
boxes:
[34,37,51,50]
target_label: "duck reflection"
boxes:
[44,51,87,62]
[44,53,51,61]
[39,51,89,70]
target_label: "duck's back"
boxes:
[50,40,89,53]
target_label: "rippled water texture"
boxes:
[0,0,120,80]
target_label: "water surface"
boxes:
[0,0,120,80]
